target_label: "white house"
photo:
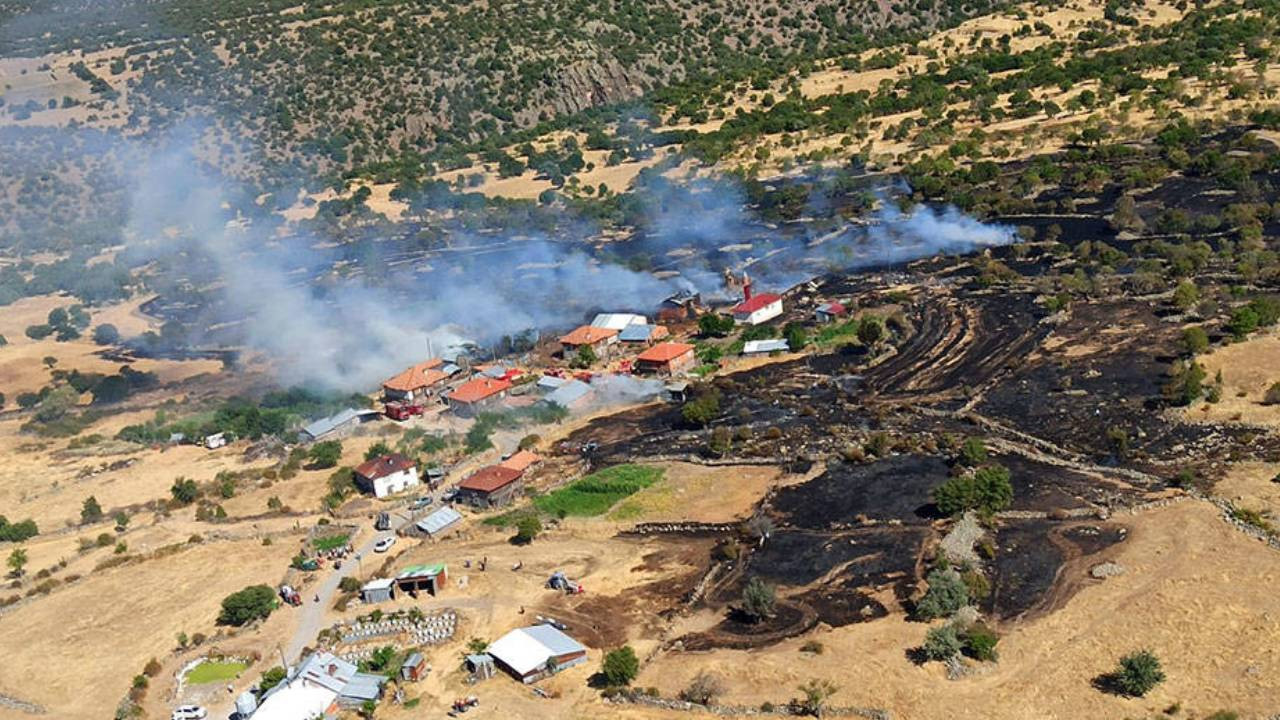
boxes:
[353,453,420,498]
[732,292,784,325]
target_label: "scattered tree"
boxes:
[7,547,28,577]
[81,495,104,524]
[915,567,969,620]
[794,679,838,717]
[170,477,199,505]
[680,671,725,705]
[364,441,392,460]
[308,440,343,469]
[217,584,276,626]
[92,324,121,345]
[1112,649,1165,697]
[741,576,776,622]
[601,646,639,686]
[514,515,541,544]
[958,437,988,466]
[922,623,962,661]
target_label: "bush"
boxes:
[514,516,541,544]
[679,671,724,705]
[922,624,962,661]
[218,584,276,626]
[915,568,969,620]
[92,324,120,345]
[81,496,104,524]
[339,576,362,593]
[1182,326,1209,355]
[932,464,1013,516]
[681,393,720,427]
[698,313,735,338]
[259,666,287,693]
[741,576,776,622]
[308,440,343,469]
[1113,649,1165,697]
[958,437,987,466]
[601,646,639,686]
[961,623,999,662]
[170,477,199,504]
[143,658,162,677]
[0,516,39,543]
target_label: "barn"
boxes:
[634,342,697,376]
[456,465,524,507]
[486,624,588,683]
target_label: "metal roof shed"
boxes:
[416,506,463,537]
[487,624,588,683]
[361,578,395,604]
[545,379,592,408]
[742,339,790,354]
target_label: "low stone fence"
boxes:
[605,692,890,719]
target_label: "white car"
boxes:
[373,536,396,553]
[172,706,207,720]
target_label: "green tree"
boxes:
[857,316,885,345]
[601,646,639,686]
[915,568,969,620]
[81,495,104,524]
[1182,326,1209,355]
[259,666,287,693]
[217,584,276,626]
[113,511,130,530]
[741,576,776,621]
[698,313,735,338]
[1163,360,1207,406]
[308,440,343,469]
[958,437,987,467]
[170,477,199,505]
[783,322,808,350]
[364,441,393,461]
[681,393,720,427]
[514,516,542,544]
[7,547,28,577]
[1172,281,1198,310]
[1113,649,1165,697]
[92,324,120,345]
[571,344,598,368]
[922,624,962,661]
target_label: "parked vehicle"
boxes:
[375,511,391,531]
[374,536,396,553]
[171,706,207,720]
[279,585,301,606]
[384,402,424,421]
[410,497,432,510]
[441,489,459,503]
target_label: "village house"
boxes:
[456,465,524,507]
[446,376,512,416]
[635,342,697,376]
[590,312,649,330]
[486,624,588,684]
[354,453,420,498]
[381,359,449,404]
[558,325,619,359]
[732,287,784,325]
[499,449,542,474]
[657,290,702,323]
[241,651,386,720]
[814,301,849,323]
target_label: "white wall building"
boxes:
[354,454,421,498]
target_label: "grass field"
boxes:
[185,659,249,685]
[533,464,663,517]
[313,533,350,551]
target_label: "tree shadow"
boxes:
[1090,672,1126,696]
[904,646,930,666]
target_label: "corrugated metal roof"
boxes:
[545,380,591,407]
[590,313,647,330]
[537,375,567,390]
[416,506,462,535]
[441,363,461,376]
[301,408,379,440]
[362,578,395,591]
[618,324,656,342]
[396,563,446,580]
[340,673,385,701]
[742,339,790,354]
[487,625,585,676]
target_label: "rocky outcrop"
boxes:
[542,57,647,117]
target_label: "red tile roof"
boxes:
[383,360,448,392]
[499,450,542,473]
[732,293,783,315]
[636,342,696,363]
[458,465,523,493]
[448,377,512,404]
[354,453,416,481]
[819,301,848,316]
[559,325,618,346]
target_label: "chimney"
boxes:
[327,664,337,676]
[742,272,752,302]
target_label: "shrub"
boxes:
[961,623,999,662]
[259,666,287,693]
[799,640,824,654]
[218,584,276,626]
[679,671,724,705]
[81,496,104,524]
[170,477,199,504]
[932,464,1013,516]
[922,624,962,661]
[958,437,987,466]
[915,568,969,620]
[339,576,362,593]
[514,516,541,544]
[308,440,343,469]
[1113,649,1165,697]
[741,576,776,621]
[601,646,639,686]
[1182,326,1209,355]
[143,658,162,677]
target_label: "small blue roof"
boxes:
[618,324,657,342]
[417,506,463,535]
[545,380,591,407]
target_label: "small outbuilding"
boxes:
[300,408,381,442]
[814,301,848,323]
[590,312,648,331]
[487,624,588,684]
[400,653,428,682]
[544,379,592,409]
[466,654,497,680]
[416,506,463,538]
[360,578,396,604]
[394,563,448,596]
[742,339,790,355]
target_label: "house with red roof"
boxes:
[447,376,512,417]
[354,453,420,498]
[559,325,619,360]
[456,465,524,507]
[815,301,849,324]
[382,359,449,403]
[635,342,697,376]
